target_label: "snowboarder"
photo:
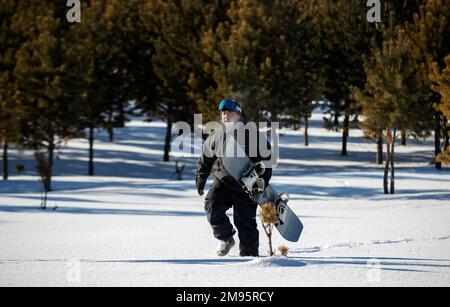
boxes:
[196,99,272,257]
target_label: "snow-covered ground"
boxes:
[1,111,449,287]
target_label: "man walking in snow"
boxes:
[196,99,272,257]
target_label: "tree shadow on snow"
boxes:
[0,205,206,217]
[0,178,195,195]
[90,256,450,272]
[272,182,450,201]
[92,257,308,267]
[94,258,251,265]
[291,256,450,273]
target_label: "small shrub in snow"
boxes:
[278,245,289,257]
[259,203,279,256]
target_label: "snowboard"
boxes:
[220,132,303,242]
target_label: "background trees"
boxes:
[354,29,433,193]
[201,0,318,138]
[12,2,83,192]
[431,55,450,164]
[307,0,376,156]
[0,0,26,180]
[1,0,449,196]
[405,0,450,169]
[69,0,135,175]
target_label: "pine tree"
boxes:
[187,0,233,122]
[375,0,425,33]
[69,0,134,175]
[354,28,433,194]
[431,55,450,164]
[124,0,161,124]
[13,2,82,192]
[307,0,376,156]
[374,1,425,149]
[202,0,315,125]
[0,1,14,180]
[97,0,136,139]
[140,0,219,162]
[354,2,427,163]
[405,0,450,169]
[0,0,26,180]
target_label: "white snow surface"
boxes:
[1,111,450,287]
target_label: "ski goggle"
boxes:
[218,99,242,114]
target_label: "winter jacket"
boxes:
[196,122,273,192]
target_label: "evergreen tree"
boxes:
[355,2,427,163]
[69,0,134,175]
[307,0,376,156]
[405,0,450,169]
[97,0,136,140]
[0,0,38,179]
[140,0,220,162]
[0,0,23,180]
[187,0,233,122]
[13,2,82,192]
[125,0,160,123]
[354,29,433,194]
[202,0,315,126]
[375,1,425,148]
[431,55,450,164]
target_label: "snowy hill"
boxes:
[1,111,450,287]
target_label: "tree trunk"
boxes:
[384,143,390,195]
[376,132,383,164]
[401,130,407,146]
[46,141,55,193]
[334,112,339,132]
[89,125,95,176]
[341,114,349,156]
[444,119,449,150]
[304,115,309,146]
[163,114,172,162]
[384,129,392,195]
[390,130,396,194]
[41,188,48,210]
[268,231,274,256]
[434,111,442,170]
[271,110,278,123]
[2,139,8,180]
[107,110,114,142]
[118,102,126,128]
[108,126,114,142]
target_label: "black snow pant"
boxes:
[204,179,259,256]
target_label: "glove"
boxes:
[196,177,206,196]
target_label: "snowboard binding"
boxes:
[241,162,266,196]
[274,194,290,226]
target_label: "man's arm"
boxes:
[257,132,273,187]
[195,135,217,195]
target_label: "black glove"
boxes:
[196,177,206,196]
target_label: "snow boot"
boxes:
[216,236,235,257]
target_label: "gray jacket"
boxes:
[196,123,273,191]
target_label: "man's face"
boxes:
[221,110,241,123]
